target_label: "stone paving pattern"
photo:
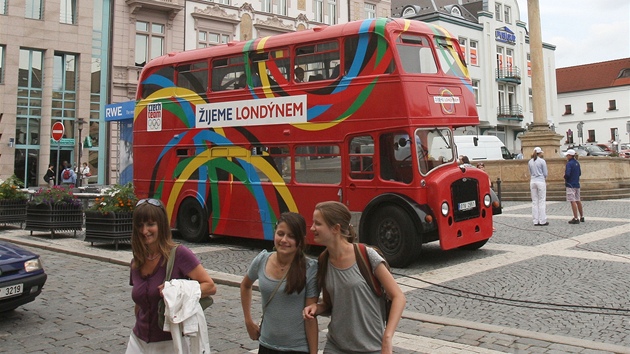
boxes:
[0,198,629,353]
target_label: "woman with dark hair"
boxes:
[303,201,406,354]
[126,198,216,353]
[240,212,319,354]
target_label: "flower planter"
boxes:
[84,211,133,250]
[25,203,83,238]
[0,199,27,226]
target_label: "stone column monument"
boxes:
[519,0,563,158]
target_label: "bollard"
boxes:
[496,177,502,204]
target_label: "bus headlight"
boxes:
[441,202,449,216]
[484,194,491,207]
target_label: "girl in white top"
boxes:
[528,147,549,226]
[303,201,406,354]
[80,162,90,186]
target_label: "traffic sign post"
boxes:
[52,122,64,186]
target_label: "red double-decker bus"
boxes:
[133,18,500,267]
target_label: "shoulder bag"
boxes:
[157,245,214,328]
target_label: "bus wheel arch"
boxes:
[176,197,209,243]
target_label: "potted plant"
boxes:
[85,183,138,249]
[0,175,29,226]
[25,186,83,238]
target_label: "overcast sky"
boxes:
[515,0,630,68]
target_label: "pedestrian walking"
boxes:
[60,163,76,187]
[43,164,55,187]
[564,149,585,224]
[303,201,406,354]
[528,147,548,226]
[240,212,319,354]
[125,198,216,353]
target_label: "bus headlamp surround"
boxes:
[441,202,449,216]
[484,194,491,207]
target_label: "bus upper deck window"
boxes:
[396,34,437,74]
[435,37,468,78]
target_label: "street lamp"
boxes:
[77,118,85,187]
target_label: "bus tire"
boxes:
[177,198,209,243]
[459,239,488,250]
[368,205,418,268]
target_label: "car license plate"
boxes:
[458,200,476,211]
[0,284,23,299]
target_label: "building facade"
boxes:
[0,0,349,186]
[556,58,630,147]
[392,0,558,154]
[0,0,111,187]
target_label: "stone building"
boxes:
[556,58,630,148]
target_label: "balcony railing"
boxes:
[496,66,521,84]
[497,105,524,121]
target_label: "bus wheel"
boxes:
[459,239,488,250]
[177,198,209,243]
[369,205,417,268]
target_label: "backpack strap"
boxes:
[354,243,383,297]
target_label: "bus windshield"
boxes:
[414,128,454,175]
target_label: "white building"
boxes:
[391,0,558,154]
[556,58,630,147]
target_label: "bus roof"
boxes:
[144,18,450,69]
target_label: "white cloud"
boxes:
[516,0,629,67]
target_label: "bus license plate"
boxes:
[0,284,23,299]
[458,200,476,211]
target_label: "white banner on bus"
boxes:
[195,95,307,129]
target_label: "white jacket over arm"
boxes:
[163,279,211,354]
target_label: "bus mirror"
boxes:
[398,137,408,147]
[473,136,478,146]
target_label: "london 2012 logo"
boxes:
[433,88,460,114]
[147,103,162,132]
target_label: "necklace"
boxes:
[146,253,159,261]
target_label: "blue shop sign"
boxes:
[105,101,135,122]
[495,26,516,45]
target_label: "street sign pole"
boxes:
[51,121,65,187]
[56,143,60,186]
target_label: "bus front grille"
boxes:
[451,178,480,222]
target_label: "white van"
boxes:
[454,135,513,161]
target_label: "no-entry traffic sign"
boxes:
[52,121,65,142]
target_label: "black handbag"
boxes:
[157,245,213,329]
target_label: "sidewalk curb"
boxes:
[2,234,628,354]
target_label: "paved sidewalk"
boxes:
[2,198,630,354]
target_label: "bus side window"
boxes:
[177,61,208,95]
[141,66,175,98]
[380,132,411,184]
[344,33,395,76]
[295,41,340,82]
[212,56,245,91]
[349,136,374,180]
[249,49,290,87]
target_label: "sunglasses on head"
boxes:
[136,198,164,208]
